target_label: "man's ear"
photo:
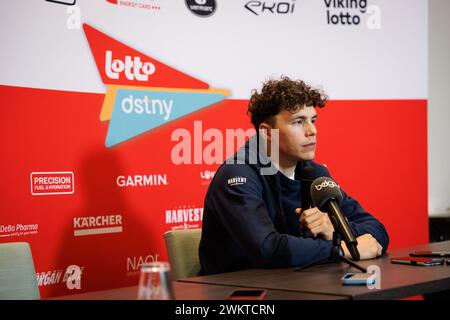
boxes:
[259,122,272,141]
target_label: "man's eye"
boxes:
[294,120,303,125]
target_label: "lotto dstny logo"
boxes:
[83,24,229,147]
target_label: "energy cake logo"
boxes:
[106,0,161,11]
[30,172,74,196]
[83,24,229,148]
[165,205,203,230]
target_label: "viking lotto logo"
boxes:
[83,24,229,147]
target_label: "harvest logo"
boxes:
[165,205,203,230]
[83,24,230,147]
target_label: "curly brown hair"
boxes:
[247,76,328,129]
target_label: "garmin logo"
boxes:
[228,176,247,186]
[314,180,339,191]
[116,174,168,187]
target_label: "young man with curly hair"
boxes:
[198,76,389,275]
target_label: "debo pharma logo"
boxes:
[83,24,229,148]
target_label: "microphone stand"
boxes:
[330,231,367,273]
[294,231,367,273]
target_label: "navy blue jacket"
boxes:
[199,135,389,275]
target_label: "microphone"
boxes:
[298,164,330,209]
[310,177,360,261]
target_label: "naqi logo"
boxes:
[83,24,230,148]
[126,253,160,276]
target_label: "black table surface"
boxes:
[179,241,450,299]
[48,280,345,300]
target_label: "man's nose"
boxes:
[305,122,317,136]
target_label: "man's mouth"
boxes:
[303,142,316,149]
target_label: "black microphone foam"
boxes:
[298,163,330,182]
[299,164,330,210]
[310,177,343,210]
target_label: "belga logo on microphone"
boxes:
[83,24,230,147]
[314,180,340,191]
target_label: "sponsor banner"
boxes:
[30,171,74,196]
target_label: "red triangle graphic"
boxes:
[83,23,209,89]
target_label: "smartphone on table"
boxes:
[228,289,268,300]
[409,251,450,258]
[341,272,376,285]
[391,256,445,266]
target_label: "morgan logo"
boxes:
[314,180,339,191]
[30,172,74,196]
[105,50,156,81]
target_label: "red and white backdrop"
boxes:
[0,0,427,298]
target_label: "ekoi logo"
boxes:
[83,24,230,147]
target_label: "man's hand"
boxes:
[341,233,383,260]
[296,207,334,241]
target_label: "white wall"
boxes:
[429,0,450,217]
